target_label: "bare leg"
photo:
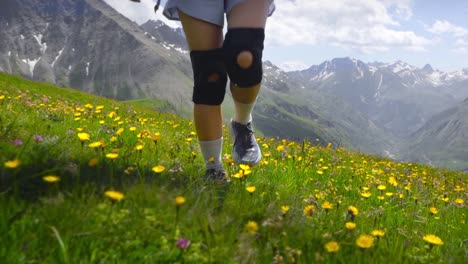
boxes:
[178,10,224,141]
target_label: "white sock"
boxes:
[233,100,255,125]
[199,137,224,170]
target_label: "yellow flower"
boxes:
[388,176,398,186]
[175,196,186,206]
[360,192,372,198]
[356,234,375,249]
[377,185,387,190]
[455,198,464,204]
[324,241,340,253]
[423,234,443,245]
[303,205,315,217]
[77,132,90,142]
[105,153,119,159]
[429,207,438,215]
[116,128,124,135]
[348,205,359,216]
[88,141,103,148]
[345,222,356,230]
[4,159,20,169]
[43,175,60,183]
[281,205,290,214]
[276,145,285,152]
[105,190,124,201]
[150,133,161,142]
[371,229,385,237]
[321,201,333,210]
[129,126,137,131]
[246,186,256,194]
[246,221,259,234]
[152,165,165,173]
[134,144,144,151]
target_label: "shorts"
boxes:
[163,0,275,27]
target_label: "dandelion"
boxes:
[176,238,191,250]
[356,234,375,249]
[175,196,186,206]
[429,207,438,215]
[276,145,285,152]
[371,229,385,237]
[321,201,333,211]
[324,241,340,253]
[246,221,259,234]
[455,198,464,205]
[43,175,60,183]
[88,141,103,148]
[377,185,387,190]
[105,153,119,159]
[135,144,144,151]
[361,192,372,198]
[4,159,21,169]
[246,186,256,194]
[345,222,356,230]
[152,165,165,173]
[423,234,443,246]
[105,190,124,201]
[129,126,137,131]
[348,205,359,216]
[303,205,315,217]
[77,132,90,142]
[281,205,290,215]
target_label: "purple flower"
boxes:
[13,139,23,146]
[34,135,44,143]
[176,238,191,250]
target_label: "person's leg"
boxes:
[225,0,269,165]
[178,10,227,176]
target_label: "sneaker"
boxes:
[230,120,262,165]
[204,168,227,184]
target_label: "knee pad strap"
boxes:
[223,28,265,87]
[190,49,228,105]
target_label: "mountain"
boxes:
[288,58,468,137]
[402,98,468,171]
[0,0,193,115]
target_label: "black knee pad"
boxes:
[223,28,265,87]
[190,49,228,105]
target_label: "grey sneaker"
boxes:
[204,168,227,184]
[231,120,262,165]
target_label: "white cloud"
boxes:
[103,0,180,27]
[265,0,430,53]
[453,39,468,54]
[278,60,309,71]
[427,20,468,37]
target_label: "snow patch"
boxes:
[85,62,90,76]
[20,34,25,40]
[374,74,383,99]
[33,34,47,53]
[51,47,64,67]
[8,51,11,57]
[311,71,334,81]
[174,47,188,54]
[21,57,40,77]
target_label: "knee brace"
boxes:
[190,49,228,105]
[223,28,265,87]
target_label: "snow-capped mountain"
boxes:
[288,57,468,137]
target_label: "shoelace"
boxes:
[129,0,161,13]
[236,124,255,149]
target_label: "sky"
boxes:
[104,0,468,72]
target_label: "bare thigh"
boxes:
[178,9,223,50]
[227,0,270,28]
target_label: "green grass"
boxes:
[0,72,467,263]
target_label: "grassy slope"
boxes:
[0,72,466,263]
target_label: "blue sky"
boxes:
[105,0,468,72]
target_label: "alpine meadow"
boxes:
[0,72,466,263]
